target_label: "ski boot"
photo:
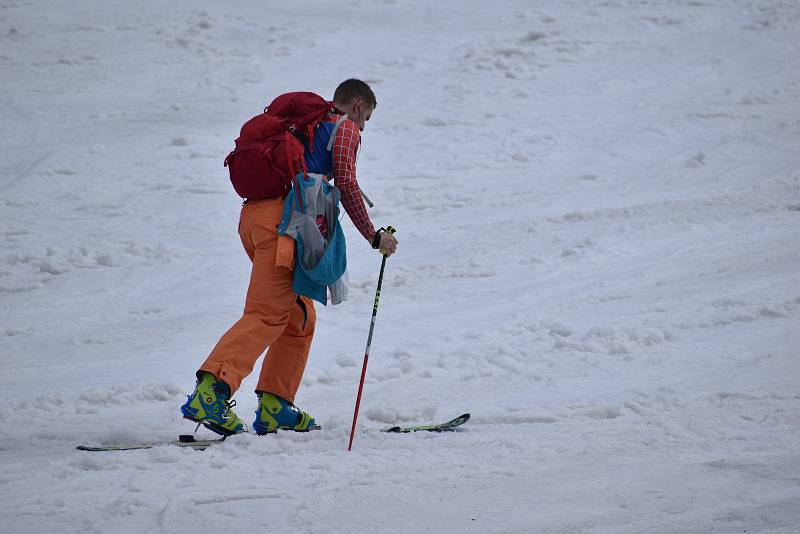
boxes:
[181,372,245,436]
[253,391,319,434]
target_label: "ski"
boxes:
[76,414,471,450]
[76,434,226,452]
[383,413,470,433]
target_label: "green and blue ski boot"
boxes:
[253,392,319,434]
[181,372,245,436]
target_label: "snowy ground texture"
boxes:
[2,0,800,532]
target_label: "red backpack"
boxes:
[224,92,332,199]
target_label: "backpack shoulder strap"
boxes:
[326,113,350,151]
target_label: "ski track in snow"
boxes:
[1,0,800,532]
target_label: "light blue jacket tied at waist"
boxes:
[278,173,348,305]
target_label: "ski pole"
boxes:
[348,226,396,451]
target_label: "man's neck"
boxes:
[333,102,353,116]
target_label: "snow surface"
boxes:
[2,0,800,532]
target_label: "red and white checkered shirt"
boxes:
[332,118,376,244]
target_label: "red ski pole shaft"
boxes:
[347,352,370,451]
[348,226,395,451]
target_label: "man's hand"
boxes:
[379,231,398,257]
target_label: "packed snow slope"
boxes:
[2,0,799,532]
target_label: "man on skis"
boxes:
[181,79,398,435]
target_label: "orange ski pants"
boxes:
[198,197,316,403]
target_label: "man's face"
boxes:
[349,97,374,132]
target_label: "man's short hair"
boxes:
[333,79,377,109]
